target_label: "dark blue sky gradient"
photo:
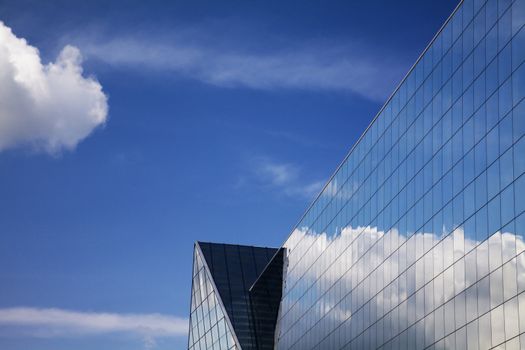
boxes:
[0,1,458,349]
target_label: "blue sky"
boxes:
[0,0,458,349]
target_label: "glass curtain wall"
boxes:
[276,0,525,349]
[188,245,240,350]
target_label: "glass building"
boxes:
[188,242,283,350]
[188,0,525,348]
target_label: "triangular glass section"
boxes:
[196,242,279,350]
[188,245,240,350]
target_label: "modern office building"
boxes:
[188,0,525,348]
[188,242,284,350]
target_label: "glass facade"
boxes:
[188,0,525,349]
[250,248,285,350]
[188,242,278,350]
[276,0,525,349]
[188,244,240,350]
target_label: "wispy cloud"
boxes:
[248,157,324,199]
[71,27,405,101]
[283,180,325,199]
[257,161,298,186]
[0,307,188,348]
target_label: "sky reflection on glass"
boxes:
[276,0,525,348]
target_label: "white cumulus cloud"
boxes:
[0,21,108,154]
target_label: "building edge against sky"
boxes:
[188,242,284,349]
[189,0,525,349]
